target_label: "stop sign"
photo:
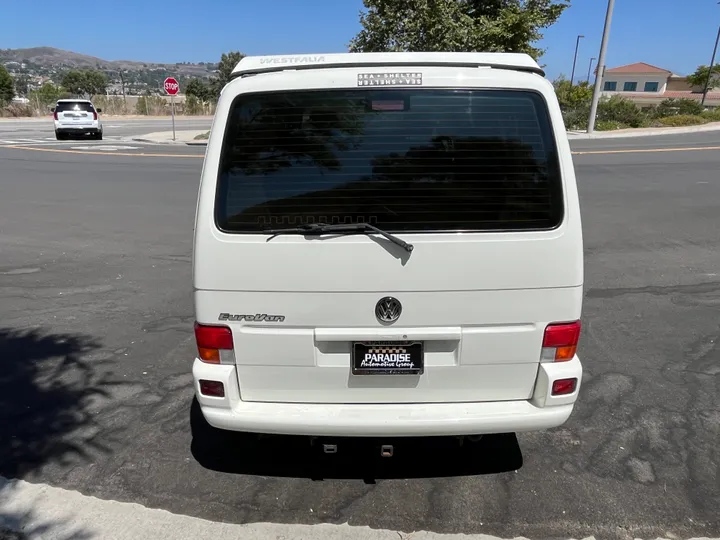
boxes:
[164,77,179,95]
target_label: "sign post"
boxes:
[163,77,180,141]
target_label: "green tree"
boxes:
[211,51,245,96]
[13,75,30,96]
[185,77,212,102]
[61,70,86,96]
[61,70,109,97]
[84,70,109,96]
[0,65,15,105]
[686,64,720,89]
[553,76,593,109]
[28,83,64,110]
[348,0,570,60]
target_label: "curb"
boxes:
[129,137,206,146]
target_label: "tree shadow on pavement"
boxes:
[0,327,115,539]
[189,398,523,482]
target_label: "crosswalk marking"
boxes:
[0,136,123,146]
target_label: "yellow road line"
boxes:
[4,145,203,158]
[572,145,720,155]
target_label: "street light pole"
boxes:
[587,0,616,134]
[570,34,585,86]
[587,57,597,84]
[701,25,720,107]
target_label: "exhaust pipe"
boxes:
[323,444,338,454]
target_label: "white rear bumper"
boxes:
[192,357,582,437]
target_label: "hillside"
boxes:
[0,46,215,75]
[0,47,217,95]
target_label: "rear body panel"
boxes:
[192,58,583,433]
[196,286,581,404]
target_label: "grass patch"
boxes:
[595,120,631,131]
[655,115,708,127]
[700,109,720,122]
[194,131,210,140]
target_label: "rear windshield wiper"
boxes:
[264,222,414,253]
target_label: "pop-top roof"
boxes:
[231,52,544,78]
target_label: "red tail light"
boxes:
[199,380,225,397]
[53,112,58,120]
[542,321,581,362]
[194,322,234,364]
[93,111,98,120]
[552,378,577,396]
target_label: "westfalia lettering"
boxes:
[259,56,325,65]
[218,313,286,322]
[361,352,413,368]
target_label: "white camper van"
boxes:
[191,52,584,439]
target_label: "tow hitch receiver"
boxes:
[380,444,394,458]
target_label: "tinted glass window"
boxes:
[56,101,95,112]
[216,89,563,233]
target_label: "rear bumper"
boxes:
[56,127,101,133]
[192,357,582,437]
[55,122,101,132]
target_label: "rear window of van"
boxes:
[215,88,563,233]
[55,102,95,113]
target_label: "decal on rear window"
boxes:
[357,73,422,86]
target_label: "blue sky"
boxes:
[3,0,719,80]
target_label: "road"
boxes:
[0,116,212,144]
[0,132,718,539]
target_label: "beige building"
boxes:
[600,62,720,108]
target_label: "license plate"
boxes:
[351,341,424,375]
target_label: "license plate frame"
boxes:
[351,341,424,375]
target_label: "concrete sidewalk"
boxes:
[129,130,209,145]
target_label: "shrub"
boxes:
[596,95,648,128]
[135,96,168,115]
[655,115,708,127]
[700,109,720,122]
[561,106,590,131]
[652,98,704,118]
[595,120,631,131]
[1,103,34,117]
[595,120,630,131]
[554,78,593,110]
[91,95,127,115]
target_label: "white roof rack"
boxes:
[231,52,544,78]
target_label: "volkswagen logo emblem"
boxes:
[375,296,402,323]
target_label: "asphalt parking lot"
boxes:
[0,132,719,539]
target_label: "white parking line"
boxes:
[0,136,125,147]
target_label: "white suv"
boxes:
[52,99,103,140]
[191,52,584,442]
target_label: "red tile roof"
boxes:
[606,62,672,74]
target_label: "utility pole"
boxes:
[701,25,720,107]
[119,70,127,111]
[587,0,616,134]
[587,57,597,84]
[570,34,584,86]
